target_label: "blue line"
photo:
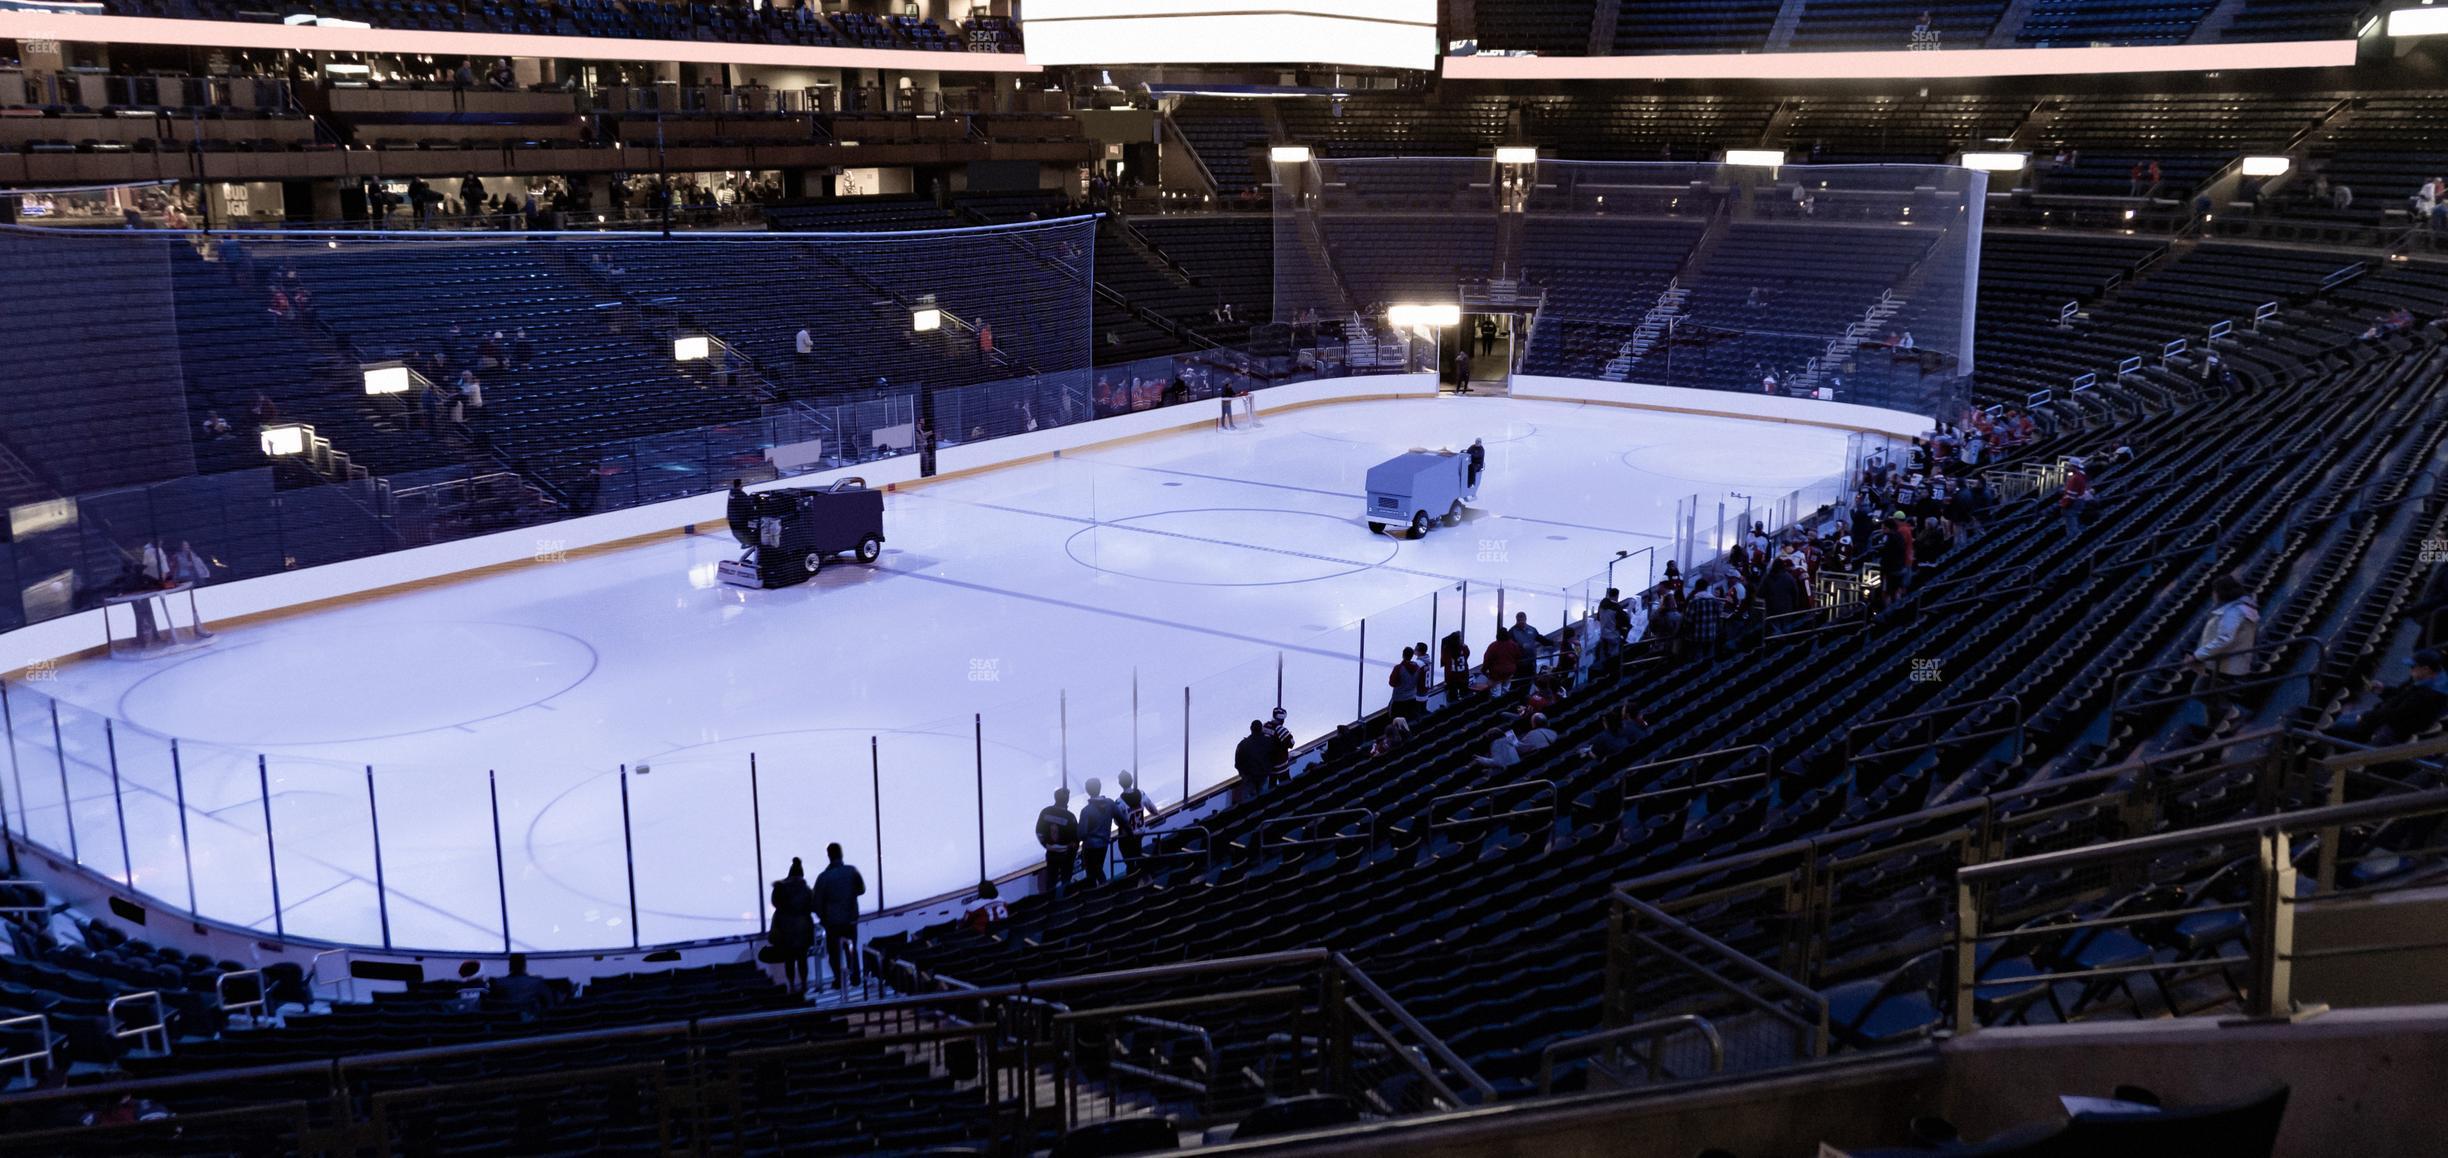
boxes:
[881,564,1390,668]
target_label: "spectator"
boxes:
[1685,580,1727,663]
[1076,778,1123,885]
[1234,721,1276,800]
[1263,708,1295,779]
[488,952,555,1016]
[2333,649,2448,746]
[453,369,483,422]
[1879,516,1915,594]
[1370,715,1412,758]
[1591,706,1648,758]
[963,879,1009,934]
[812,843,865,990]
[767,858,816,991]
[1507,612,1544,665]
[796,326,814,360]
[201,412,232,440]
[170,540,213,588]
[1388,646,1425,720]
[1481,631,1522,696]
[1114,771,1153,870]
[1439,630,1471,694]
[2059,457,2094,535]
[2188,575,2262,724]
[1764,555,1808,623]
[1036,788,1079,895]
[1594,589,1627,666]
[1474,723,1523,770]
[511,327,535,368]
[459,174,485,218]
[1517,712,1558,755]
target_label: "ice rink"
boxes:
[4,395,1859,953]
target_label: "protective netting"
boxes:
[1272,156,1983,418]
[0,218,1096,634]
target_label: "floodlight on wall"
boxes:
[674,335,712,362]
[362,362,412,395]
[1387,303,1462,330]
[912,307,942,332]
[1269,145,1313,164]
[2240,155,2293,177]
[259,424,309,457]
[2387,5,2448,36]
[1494,146,1539,165]
[1960,151,2028,172]
[1725,149,1787,168]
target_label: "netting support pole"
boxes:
[618,765,639,950]
[1355,618,1367,720]
[871,736,884,911]
[257,755,281,938]
[366,766,391,950]
[104,721,130,889]
[973,714,987,887]
[750,753,766,936]
[488,770,512,954]
[170,740,196,914]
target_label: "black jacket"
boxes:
[1235,734,1276,779]
[2357,676,2448,744]
[813,862,865,929]
[768,876,815,953]
[1037,804,1079,850]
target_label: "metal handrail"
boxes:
[1255,808,1376,852]
[1330,951,1498,1103]
[309,948,353,1004]
[1536,1014,1724,1095]
[215,969,267,1023]
[0,880,45,917]
[1964,786,2448,886]
[2109,636,2323,726]
[1953,778,2448,1031]
[1603,744,1770,808]
[1622,772,1769,812]
[106,990,169,1054]
[1614,892,1831,1056]
[1842,694,2024,763]
[1428,780,1558,833]
[1132,824,1215,876]
[0,1013,51,1085]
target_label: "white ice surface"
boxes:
[2,396,1853,952]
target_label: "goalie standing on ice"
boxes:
[1365,438,1485,539]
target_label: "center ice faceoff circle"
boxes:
[116,622,598,746]
[1063,508,1401,586]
